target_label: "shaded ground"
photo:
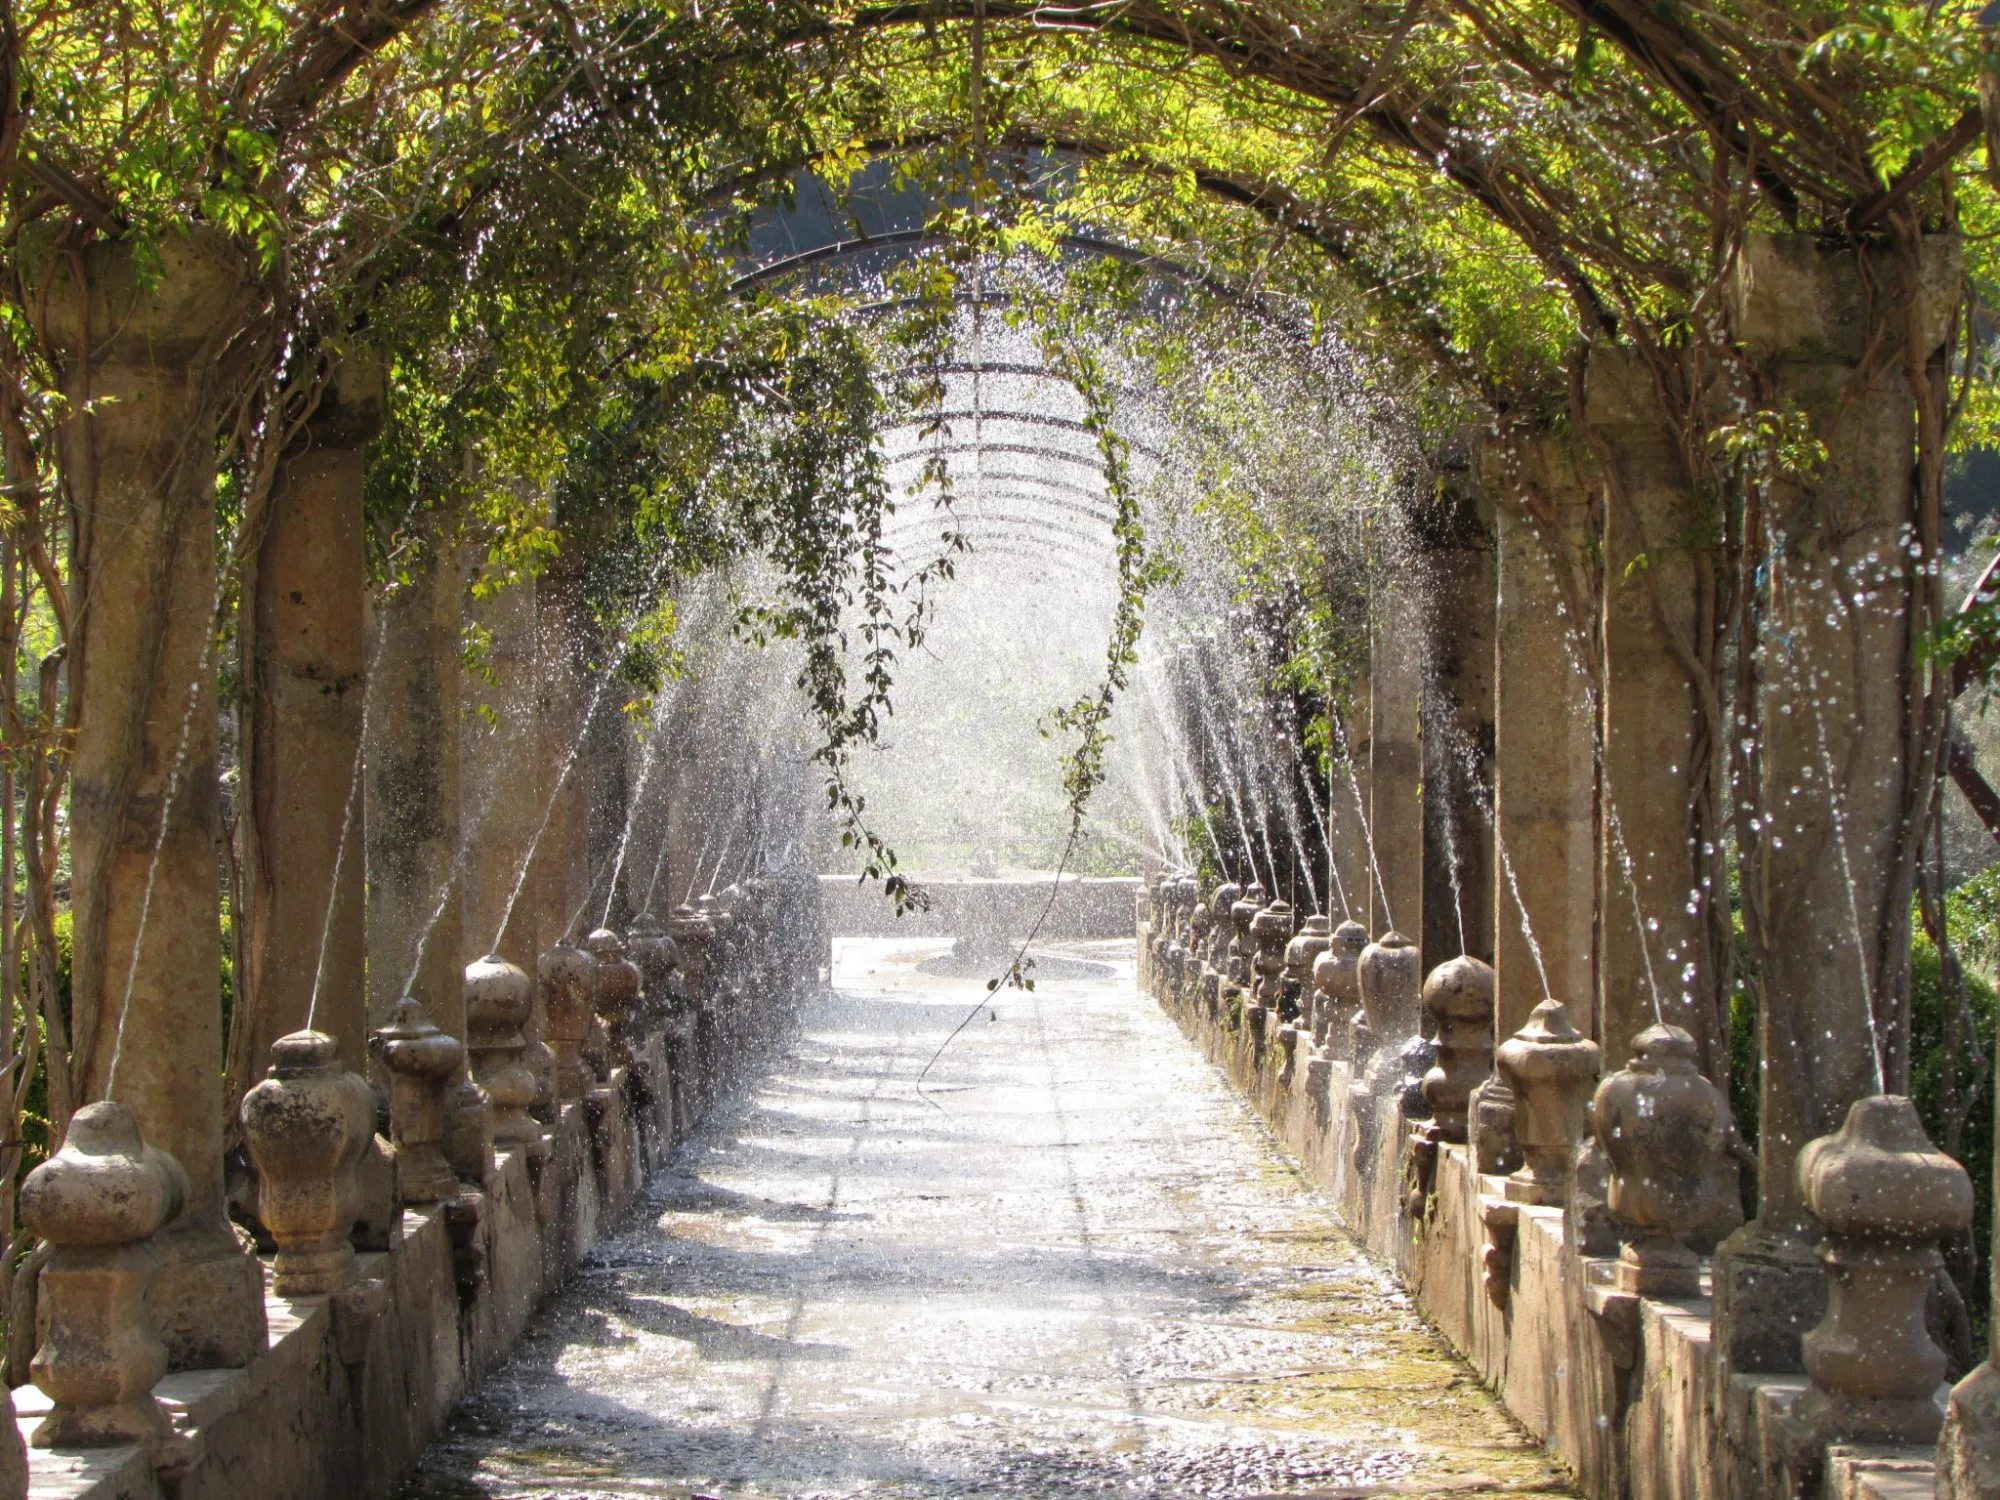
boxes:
[401,938,1573,1500]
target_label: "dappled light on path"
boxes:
[403,939,1569,1499]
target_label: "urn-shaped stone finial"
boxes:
[1206,882,1240,967]
[1494,997,1601,1206]
[670,904,713,994]
[20,1100,187,1449]
[1795,1094,1973,1445]
[1589,1024,1726,1296]
[1227,883,1265,984]
[464,956,541,1151]
[1354,929,1420,1067]
[371,995,464,1204]
[586,926,645,1070]
[1312,920,1367,1053]
[1188,898,1216,975]
[537,940,596,1099]
[626,909,682,1021]
[444,1074,495,1189]
[1420,957,1496,1143]
[1250,899,1293,1012]
[1285,915,1333,1030]
[240,1030,376,1295]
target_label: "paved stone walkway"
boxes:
[402,939,1573,1499]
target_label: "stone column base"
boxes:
[1938,1362,2000,1498]
[1712,1221,1826,1375]
[152,1217,268,1370]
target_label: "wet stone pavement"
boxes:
[402,938,1574,1500]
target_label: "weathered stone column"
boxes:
[1938,1040,2000,1492]
[461,562,543,968]
[238,357,382,1082]
[586,692,634,932]
[1324,699,1371,926]
[1419,489,1495,968]
[35,231,268,1369]
[365,531,465,1043]
[531,575,593,953]
[1584,350,1714,1063]
[1714,233,1958,1374]
[1487,436,1596,1040]
[1369,581,1423,948]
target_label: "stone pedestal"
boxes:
[1249,900,1293,1019]
[586,927,645,1070]
[1792,1095,1972,1452]
[1495,998,1601,1206]
[240,1031,375,1296]
[372,997,463,1205]
[1590,1024,1727,1296]
[32,231,268,1371]
[539,941,596,1100]
[1420,956,1495,1143]
[239,356,383,1088]
[1226,885,1264,988]
[1285,916,1332,1033]
[465,955,543,1153]
[1355,929,1421,1067]
[20,1101,187,1449]
[1312,919,1366,1054]
[444,1076,495,1188]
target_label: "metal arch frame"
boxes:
[890,467,1120,515]
[884,490,1120,544]
[886,535,1119,589]
[881,475,1123,529]
[876,361,1157,408]
[881,440,1111,475]
[881,509,1118,557]
[732,226,1164,294]
[875,408,1168,466]
[885,477,1120,531]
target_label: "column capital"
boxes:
[298,351,387,450]
[1728,231,1960,365]
[27,225,255,368]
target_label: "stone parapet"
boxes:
[16,983,806,1500]
[1143,951,1960,1500]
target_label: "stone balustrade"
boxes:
[1141,877,1980,1500]
[11,878,823,1500]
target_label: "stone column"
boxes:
[1713,233,1958,1374]
[1327,695,1371,925]
[1420,494,1495,967]
[1939,1041,2000,1492]
[461,563,542,968]
[365,532,465,1044]
[586,688,633,931]
[35,231,268,1369]
[531,576,593,952]
[1584,350,1714,1064]
[238,357,382,1081]
[1369,581,1423,947]
[1487,434,1598,1047]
